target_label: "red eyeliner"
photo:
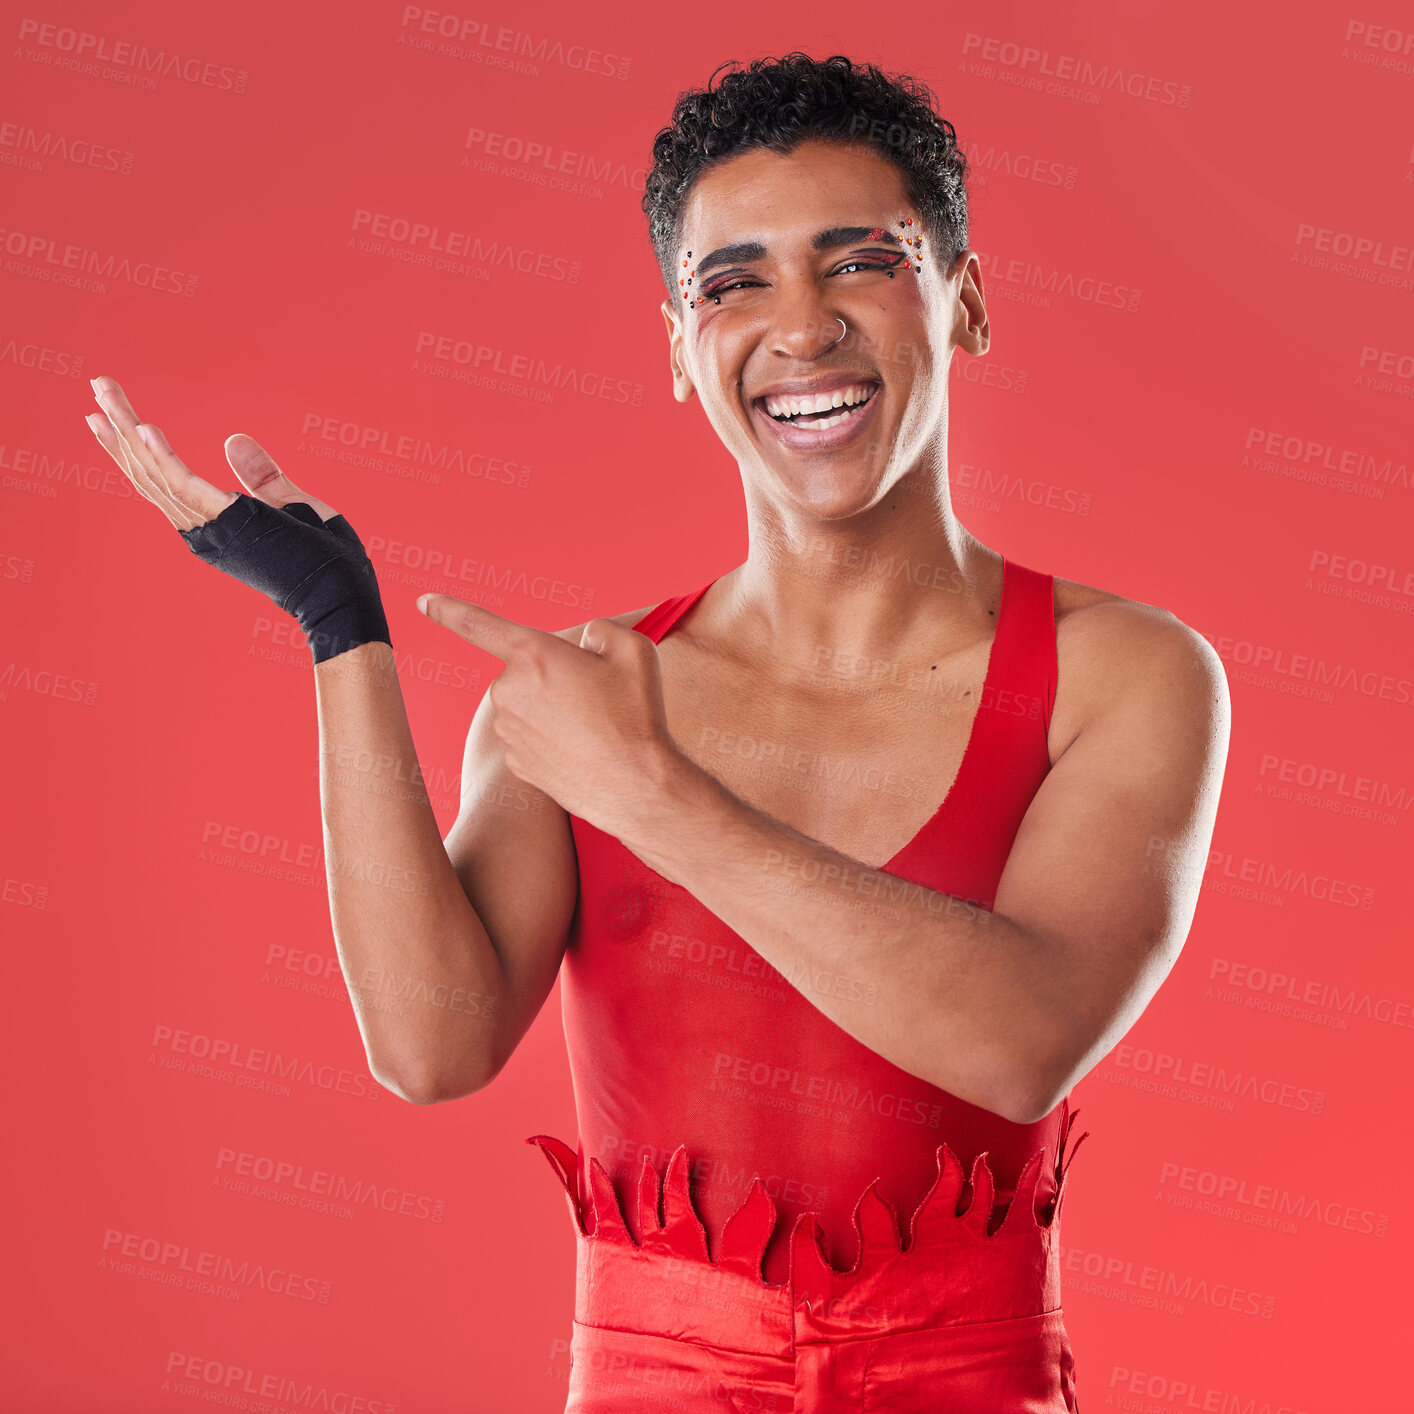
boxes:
[683,221,921,310]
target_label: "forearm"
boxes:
[314,642,499,1101]
[620,748,1059,1120]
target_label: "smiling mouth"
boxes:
[755,382,879,431]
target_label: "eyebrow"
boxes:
[691,224,905,280]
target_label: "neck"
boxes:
[720,472,999,675]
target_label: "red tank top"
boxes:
[537,556,1081,1287]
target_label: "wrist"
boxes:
[616,739,701,852]
[313,638,397,685]
[303,594,392,664]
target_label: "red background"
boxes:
[4,2,1412,1409]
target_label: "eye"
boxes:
[835,253,907,276]
[698,253,904,300]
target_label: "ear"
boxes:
[951,250,990,357]
[660,299,696,403]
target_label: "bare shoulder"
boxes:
[1049,572,1230,757]
[1051,571,1224,668]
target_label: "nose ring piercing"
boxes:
[835,318,847,343]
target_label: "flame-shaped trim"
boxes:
[526,1106,1090,1302]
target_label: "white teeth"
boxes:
[767,400,868,433]
[762,382,876,420]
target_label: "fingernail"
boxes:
[416,594,430,614]
[89,378,103,394]
[85,413,104,435]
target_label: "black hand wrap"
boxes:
[179,494,392,665]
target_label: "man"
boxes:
[88,51,1228,1414]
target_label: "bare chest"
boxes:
[656,633,997,872]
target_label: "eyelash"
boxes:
[698,252,906,299]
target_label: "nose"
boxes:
[766,290,849,360]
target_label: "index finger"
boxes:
[417,593,572,664]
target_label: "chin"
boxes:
[776,469,890,522]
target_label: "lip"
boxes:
[752,372,880,403]
[751,382,881,452]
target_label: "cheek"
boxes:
[861,300,930,383]
[678,311,714,378]
[686,318,751,398]
[686,304,728,345]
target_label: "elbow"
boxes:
[951,1069,1060,1127]
[372,1053,497,1106]
[998,1081,1068,1127]
[997,1036,1077,1127]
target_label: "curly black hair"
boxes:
[643,52,970,304]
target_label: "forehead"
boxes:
[679,138,911,252]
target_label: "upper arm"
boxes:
[442,666,578,1083]
[991,603,1232,1111]
[441,608,657,1083]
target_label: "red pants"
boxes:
[529,1116,1088,1413]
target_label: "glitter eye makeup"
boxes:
[898,217,924,271]
[681,219,923,310]
[876,219,924,274]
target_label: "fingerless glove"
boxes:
[179,494,392,664]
